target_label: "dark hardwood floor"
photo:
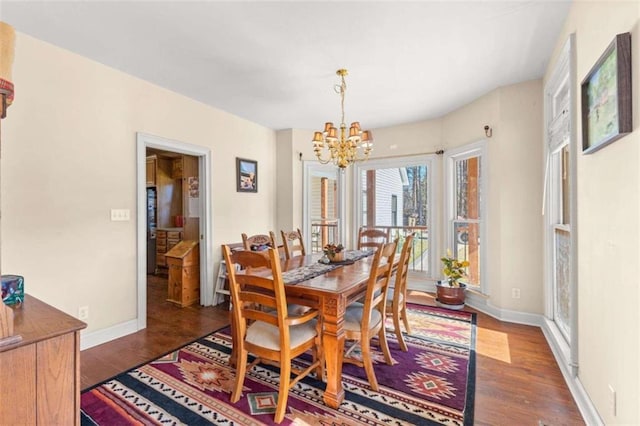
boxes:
[80,277,585,425]
[80,274,230,389]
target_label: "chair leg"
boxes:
[378,327,394,366]
[274,361,291,423]
[231,349,247,403]
[393,311,408,352]
[361,338,379,392]
[401,305,412,334]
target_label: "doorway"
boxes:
[136,133,213,331]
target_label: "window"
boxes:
[354,155,437,277]
[445,142,486,290]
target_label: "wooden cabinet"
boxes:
[0,295,86,425]
[166,240,199,307]
[146,155,157,186]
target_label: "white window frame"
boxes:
[353,154,438,277]
[543,34,578,378]
[444,140,488,294]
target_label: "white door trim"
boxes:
[136,132,213,330]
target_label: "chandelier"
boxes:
[312,69,373,169]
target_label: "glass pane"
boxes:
[455,156,481,220]
[453,221,480,286]
[554,228,571,339]
[310,175,338,252]
[360,166,429,227]
[562,146,570,225]
[360,164,430,274]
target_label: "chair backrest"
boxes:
[360,240,398,329]
[393,233,415,303]
[222,246,288,341]
[280,228,306,259]
[241,233,277,252]
[357,227,390,251]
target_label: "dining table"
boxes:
[277,250,380,409]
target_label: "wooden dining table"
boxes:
[279,252,377,409]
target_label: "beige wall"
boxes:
[2,34,277,333]
[545,1,640,423]
[275,128,305,237]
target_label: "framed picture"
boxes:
[581,32,632,154]
[236,157,257,193]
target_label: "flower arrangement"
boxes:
[323,243,344,257]
[322,243,344,262]
[440,250,469,287]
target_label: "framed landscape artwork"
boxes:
[236,157,257,193]
[581,32,632,154]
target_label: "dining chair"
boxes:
[241,232,276,251]
[280,228,306,260]
[343,239,398,391]
[357,226,390,251]
[386,233,415,351]
[222,245,323,423]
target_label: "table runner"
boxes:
[282,250,373,284]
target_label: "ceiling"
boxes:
[2,1,571,131]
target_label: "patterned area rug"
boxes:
[81,304,476,425]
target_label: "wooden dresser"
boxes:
[0,295,86,425]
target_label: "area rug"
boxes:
[81,304,476,425]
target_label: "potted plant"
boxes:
[436,250,469,309]
[323,243,345,262]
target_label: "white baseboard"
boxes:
[80,319,139,351]
[541,319,603,426]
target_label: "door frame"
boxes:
[136,132,213,330]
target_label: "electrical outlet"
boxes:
[608,385,616,416]
[78,306,89,320]
[110,209,131,221]
[512,288,521,299]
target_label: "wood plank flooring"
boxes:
[80,276,585,425]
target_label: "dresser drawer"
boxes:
[156,254,167,266]
[167,231,182,240]
[156,230,167,239]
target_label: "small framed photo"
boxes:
[581,32,632,154]
[236,157,257,193]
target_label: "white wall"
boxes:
[2,33,277,333]
[545,1,640,423]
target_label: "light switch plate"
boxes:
[111,209,131,221]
